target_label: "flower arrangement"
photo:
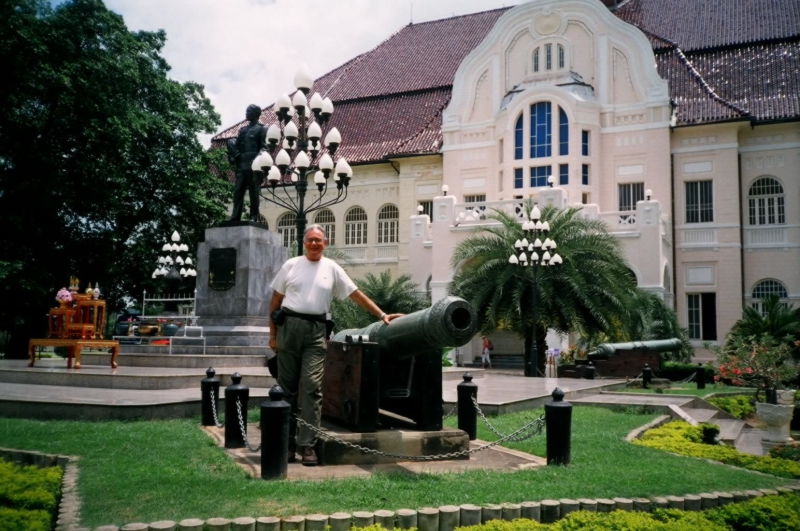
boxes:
[712,335,800,394]
[55,288,72,303]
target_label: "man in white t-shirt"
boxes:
[269,224,401,466]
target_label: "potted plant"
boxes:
[712,335,800,447]
[56,288,72,308]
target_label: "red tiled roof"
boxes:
[213,2,800,163]
[615,0,800,52]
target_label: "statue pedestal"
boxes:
[195,224,288,354]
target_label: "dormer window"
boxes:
[558,45,565,69]
[533,47,540,73]
[531,41,569,74]
[545,44,552,70]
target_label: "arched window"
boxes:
[277,212,297,249]
[558,44,565,69]
[345,207,368,245]
[530,102,552,158]
[377,204,399,244]
[532,47,540,73]
[748,177,785,225]
[751,279,789,314]
[545,43,552,70]
[314,209,336,246]
[514,115,523,160]
[558,107,569,156]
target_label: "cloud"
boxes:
[105,0,524,146]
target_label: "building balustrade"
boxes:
[681,228,717,246]
[745,226,788,246]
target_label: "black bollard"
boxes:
[696,363,706,390]
[584,362,596,380]
[200,367,222,426]
[224,372,249,448]
[642,364,652,389]
[545,388,572,466]
[261,385,291,480]
[457,372,478,440]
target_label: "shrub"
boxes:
[634,421,800,478]
[0,507,51,531]
[769,442,800,462]
[706,395,756,420]
[658,362,714,383]
[0,459,62,511]
[707,492,800,531]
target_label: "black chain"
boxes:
[236,398,260,452]
[442,402,458,420]
[209,390,224,428]
[471,396,545,442]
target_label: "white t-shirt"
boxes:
[270,256,357,315]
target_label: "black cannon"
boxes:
[322,296,477,432]
[586,338,683,378]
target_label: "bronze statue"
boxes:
[227,104,267,223]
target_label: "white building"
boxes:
[213,0,800,363]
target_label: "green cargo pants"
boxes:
[276,315,327,447]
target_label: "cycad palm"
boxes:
[729,295,800,359]
[449,204,638,375]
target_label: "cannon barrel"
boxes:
[590,338,683,358]
[333,296,477,360]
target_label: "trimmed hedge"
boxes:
[0,458,62,531]
[658,361,714,382]
[0,507,51,531]
[707,491,800,531]
[706,395,755,420]
[769,442,800,462]
[633,421,800,478]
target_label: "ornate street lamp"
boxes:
[509,202,563,377]
[152,230,196,313]
[252,64,353,255]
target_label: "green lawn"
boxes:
[616,385,757,398]
[0,407,789,528]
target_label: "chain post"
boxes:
[261,385,291,480]
[224,372,249,448]
[584,362,596,380]
[544,388,572,466]
[696,363,706,390]
[201,367,222,427]
[457,372,478,440]
[642,364,652,389]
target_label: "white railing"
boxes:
[681,228,717,245]
[599,211,638,230]
[340,247,368,261]
[375,245,399,260]
[453,199,525,226]
[746,227,787,245]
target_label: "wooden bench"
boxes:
[28,339,119,369]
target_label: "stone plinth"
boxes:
[195,225,287,351]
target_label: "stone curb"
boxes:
[100,488,800,531]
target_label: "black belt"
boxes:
[282,308,326,324]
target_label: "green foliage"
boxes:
[768,442,800,462]
[449,204,639,374]
[442,348,454,367]
[728,295,800,357]
[707,492,800,531]
[659,362,715,382]
[711,335,800,391]
[0,0,230,357]
[634,421,800,478]
[0,459,62,511]
[706,395,756,420]
[0,507,51,531]
[331,271,429,331]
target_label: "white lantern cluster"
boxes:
[250,64,353,193]
[508,205,563,266]
[152,231,197,278]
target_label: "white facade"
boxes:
[258,0,800,362]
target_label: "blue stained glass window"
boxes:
[530,166,552,188]
[559,164,568,185]
[582,130,589,156]
[559,107,569,156]
[514,168,523,189]
[514,115,523,160]
[582,164,589,185]
[530,102,552,158]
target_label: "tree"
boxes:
[0,0,231,357]
[449,205,639,375]
[331,271,430,332]
[728,295,800,361]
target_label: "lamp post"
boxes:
[508,203,563,377]
[252,64,353,255]
[152,230,197,313]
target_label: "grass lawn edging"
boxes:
[0,447,79,531]
[89,488,800,531]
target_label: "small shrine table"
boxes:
[48,307,78,339]
[28,339,119,369]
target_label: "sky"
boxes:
[98,0,525,146]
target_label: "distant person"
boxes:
[268,224,402,466]
[482,336,493,368]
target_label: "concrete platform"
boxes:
[203,423,545,480]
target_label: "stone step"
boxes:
[0,365,274,390]
[573,393,695,407]
[682,408,718,423]
[709,417,746,445]
[81,352,269,368]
